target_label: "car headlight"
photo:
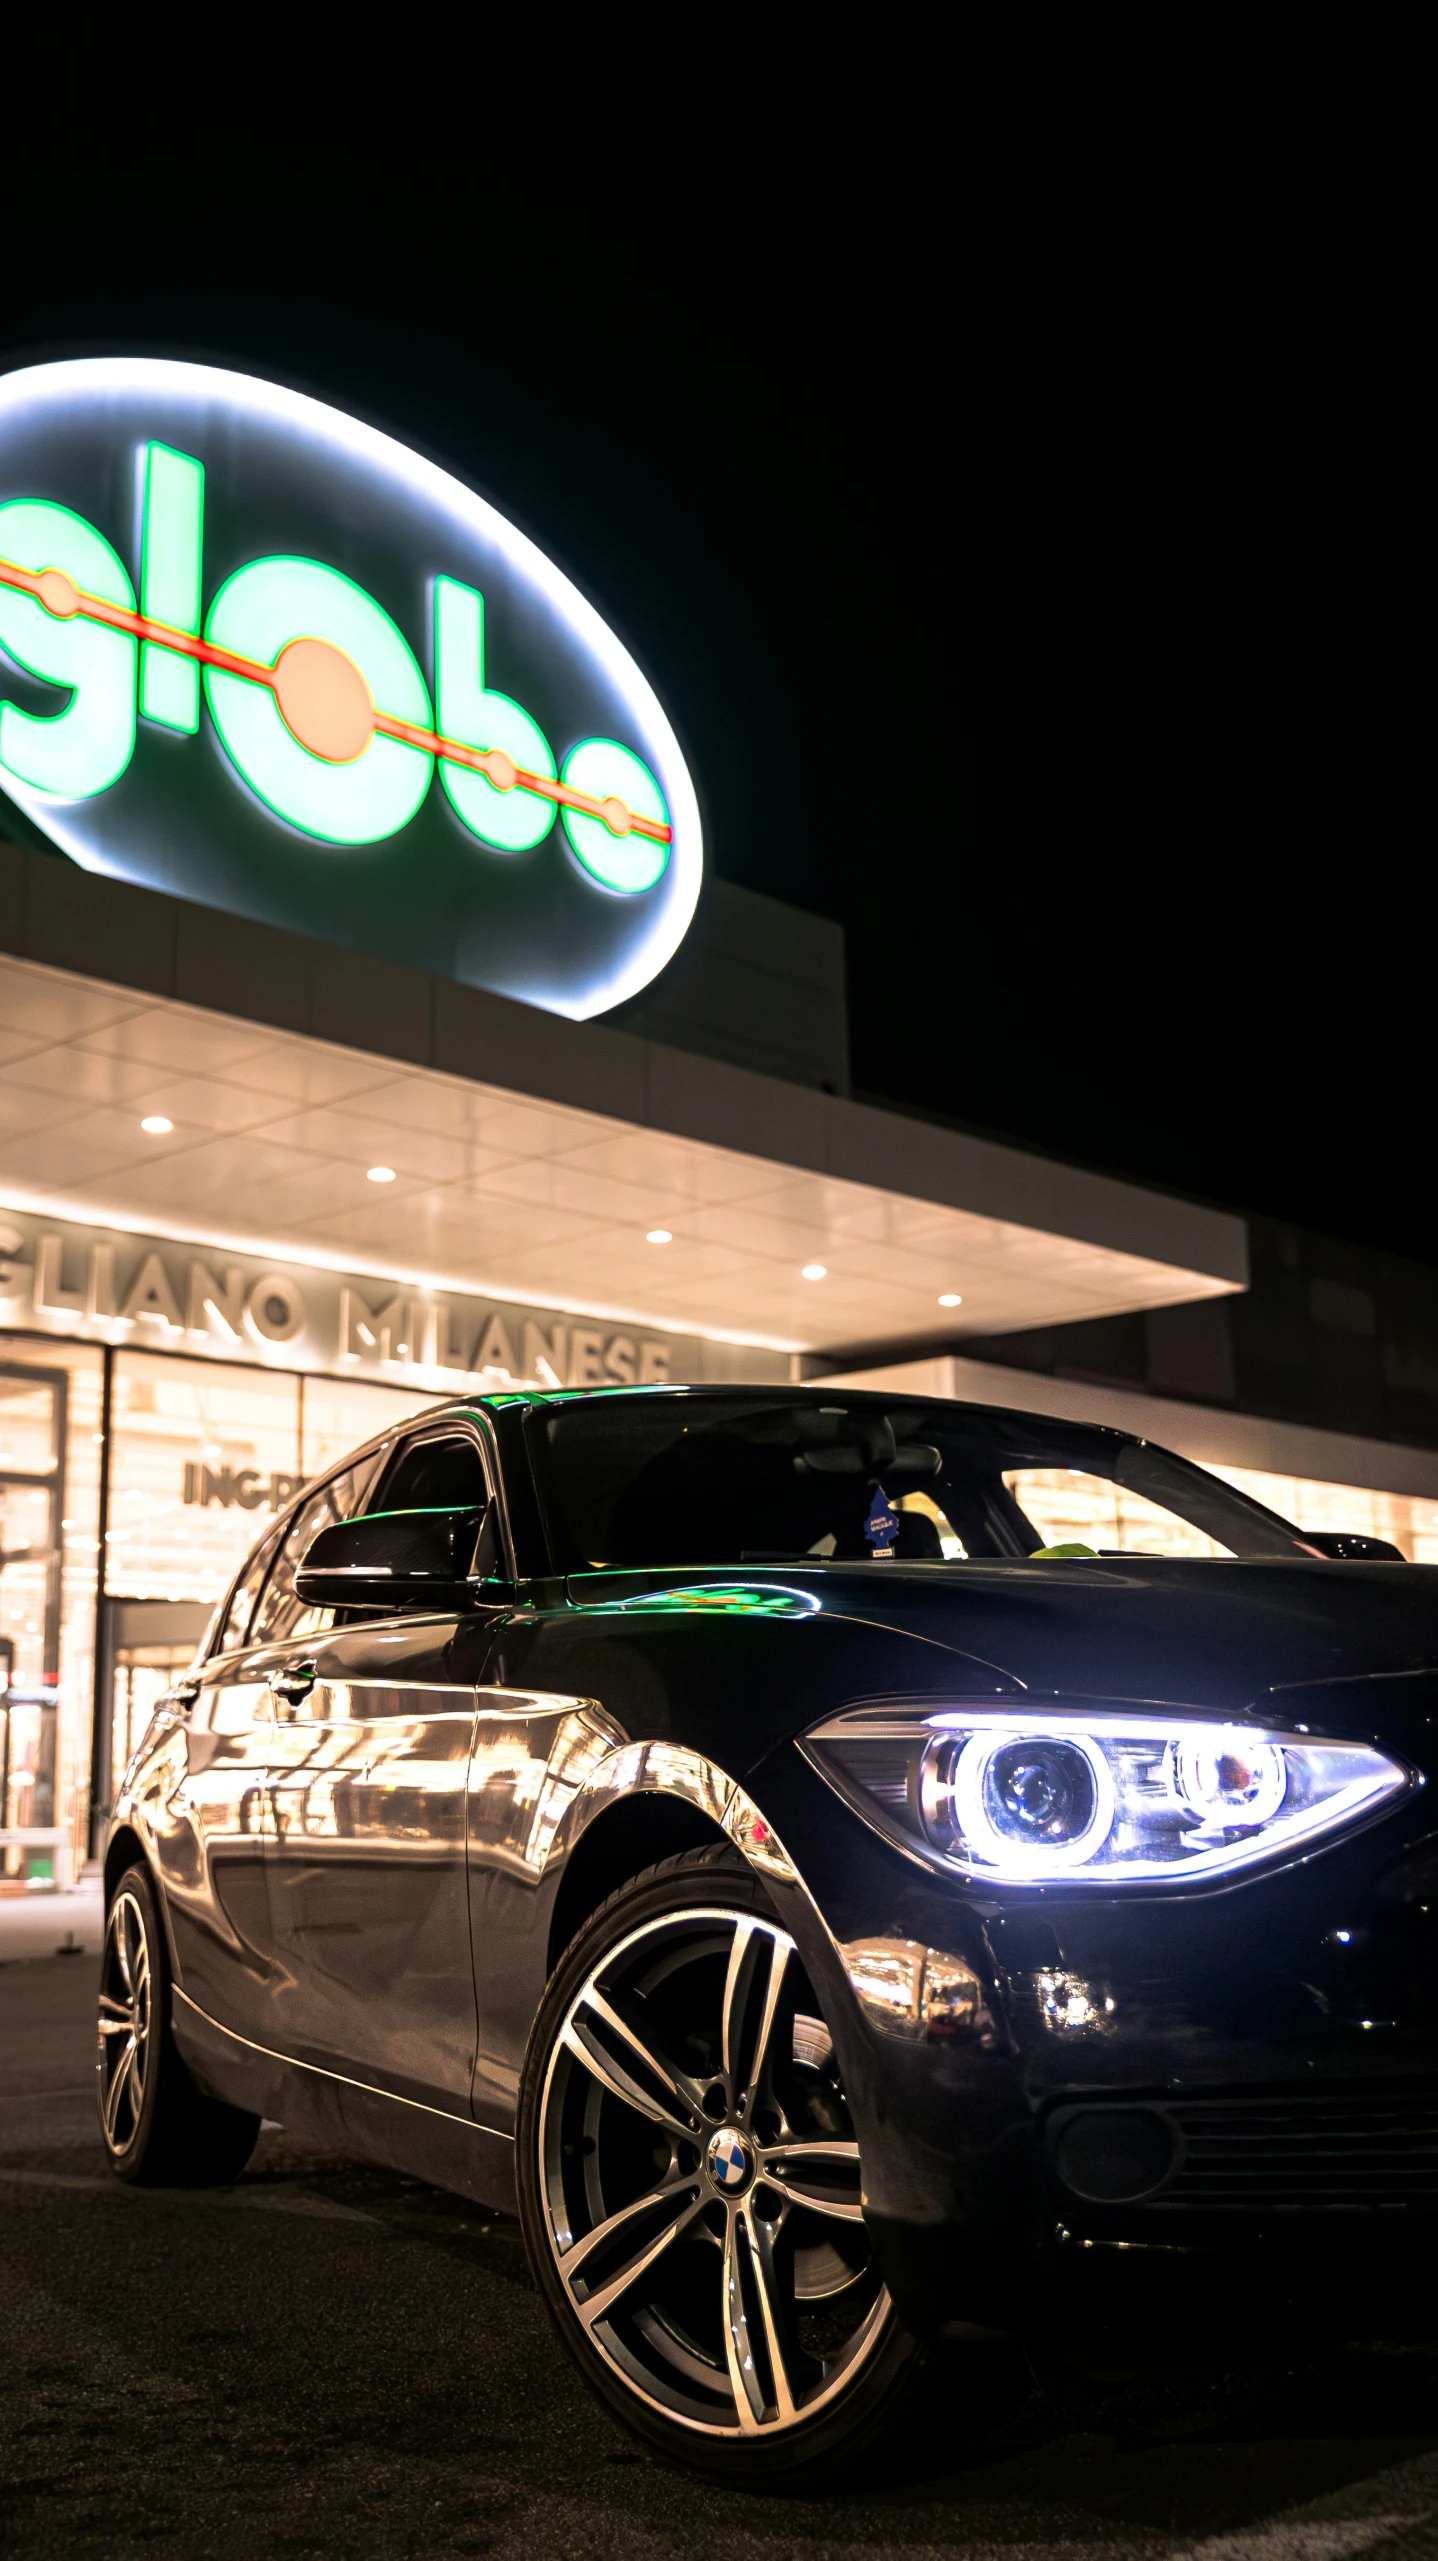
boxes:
[801,1702,1413,1886]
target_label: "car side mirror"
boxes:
[294,1504,503,1611]
[1296,1528,1405,1562]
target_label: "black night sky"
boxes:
[7,32,1434,1264]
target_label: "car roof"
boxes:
[434,1380,1133,1448]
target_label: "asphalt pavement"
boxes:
[4,1952,1438,2560]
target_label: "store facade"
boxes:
[0,1197,764,1879]
[0,351,1274,1882]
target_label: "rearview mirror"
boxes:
[1296,1528,1405,1562]
[294,1504,502,1610]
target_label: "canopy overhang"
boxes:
[0,848,1246,1358]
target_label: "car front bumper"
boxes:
[754,1747,1438,2345]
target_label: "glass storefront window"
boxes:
[102,1362,441,1782]
[0,1338,103,1883]
[0,1363,65,1696]
[99,1362,441,1616]
[300,1374,443,1478]
[106,1351,302,1609]
[100,1358,423,1606]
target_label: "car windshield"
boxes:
[530,1390,1314,1572]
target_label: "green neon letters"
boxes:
[139,443,203,734]
[435,577,556,852]
[562,738,671,893]
[206,558,433,846]
[0,442,670,890]
[0,500,137,796]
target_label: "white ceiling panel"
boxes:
[256,1105,510,1188]
[547,1128,777,1208]
[473,1156,686,1229]
[0,1023,62,1069]
[220,1040,409,1108]
[0,951,1241,1353]
[4,1044,174,1108]
[0,970,143,1042]
[77,1003,277,1078]
[0,1079,93,1142]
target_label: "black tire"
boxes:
[97,1862,260,2187]
[517,1845,928,2488]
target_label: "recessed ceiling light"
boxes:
[367,1164,396,1183]
[938,1292,963,1308]
[646,1228,673,1244]
[140,1115,173,1135]
[801,1263,828,1281]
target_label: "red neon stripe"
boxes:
[0,556,673,846]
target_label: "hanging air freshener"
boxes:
[864,1484,901,1559]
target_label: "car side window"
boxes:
[214,1520,286,1657]
[250,1458,379,1650]
[376,1431,490,1514]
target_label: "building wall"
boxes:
[866,1215,1438,1464]
[822,1350,1438,1567]
[609,880,849,1094]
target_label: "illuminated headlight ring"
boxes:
[801,1703,1414,1888]
[928,1728,1116,1876]
[1176,1733,1287,1829]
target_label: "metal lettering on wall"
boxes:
[182,1464,304,1512]
[0,359,702,1020]
[0,1208,780,1395]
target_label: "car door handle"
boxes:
[272,1661,318,1708]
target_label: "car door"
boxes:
[145,1519,286,2044]
[261,1425,509,2115]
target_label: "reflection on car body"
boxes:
[99,1388,1438,2484]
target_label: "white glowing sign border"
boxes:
[0,358,703,1020]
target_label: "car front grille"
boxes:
[1161,2089,1438,2213]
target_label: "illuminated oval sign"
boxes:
[0,359,701,1018]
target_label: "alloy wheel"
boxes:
[538,1905,890,2437]
[97,1888,152,2155]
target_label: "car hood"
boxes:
[567,1557,1438,1745]
[810,1556,1438,1718]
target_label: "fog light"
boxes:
[1052,2106,1179,2204]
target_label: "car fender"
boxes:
[102,1795,184,1986]
[544,1731,870,2089]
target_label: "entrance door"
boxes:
[0,1362,65,1873]
[262,1615,493,2112]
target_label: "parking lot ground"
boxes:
[4,1956,1438,2561]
